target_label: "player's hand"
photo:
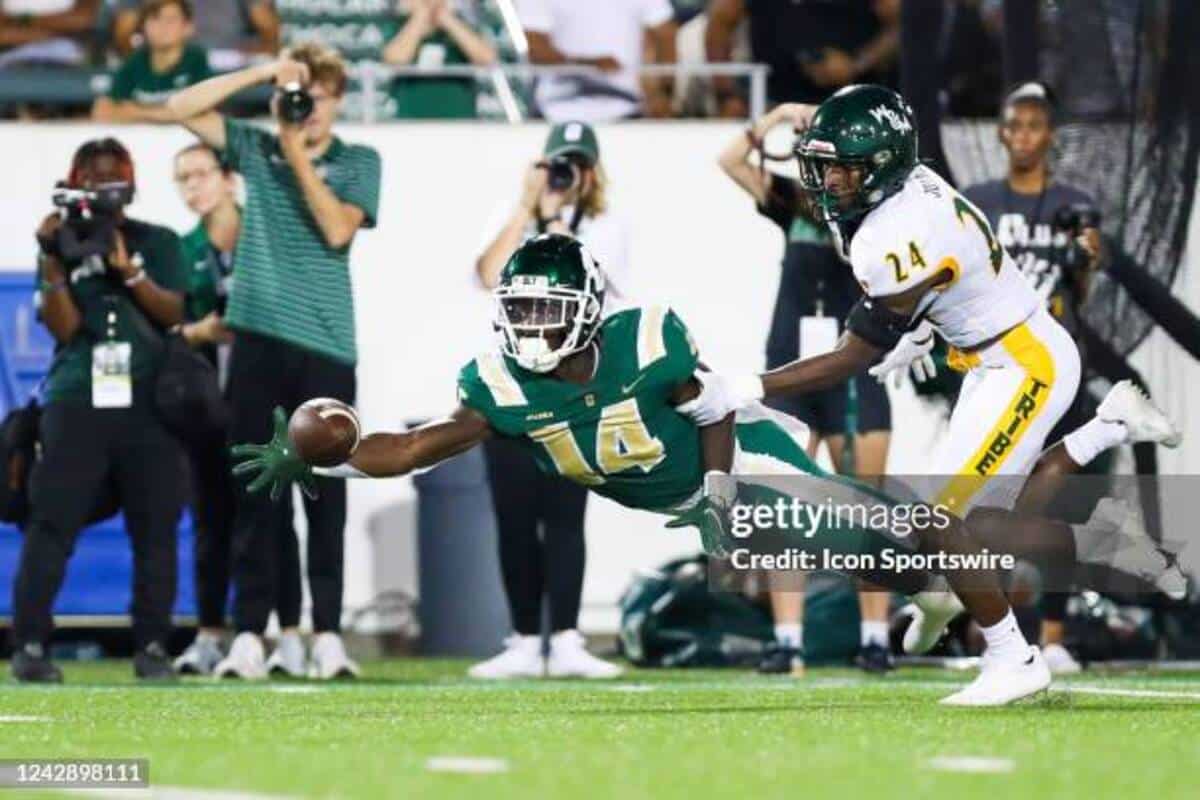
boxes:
[868,321,936,389]
[676,369,743,427]
[231,407,318,502]
[665,471,738,558]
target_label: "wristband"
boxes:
[313,463,368,479]
[38,279,66,294]
[124,268,146,287]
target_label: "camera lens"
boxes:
[277,82,315,124]
[546,158,578,191]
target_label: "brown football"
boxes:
[288,398,361,467]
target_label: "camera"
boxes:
[275,81,314,124]
[49,180,133,265]
[1052,202,1102,272]
[545,156,582,192]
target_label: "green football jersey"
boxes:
[457,306,702,512]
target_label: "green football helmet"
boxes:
[795,84,918,222]
[495,234,606,373]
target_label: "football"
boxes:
[288,398,361,467]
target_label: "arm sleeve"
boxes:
[517,0,552,31]
[755,175,799,232]
[335,146,382,229]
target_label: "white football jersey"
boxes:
[844,165,1041,349]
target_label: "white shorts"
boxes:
[925,307,1081,514]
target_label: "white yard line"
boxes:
[0,715,50,722]
[927,756,1015,774]
[425,757,510,774]
[61,787,296,800]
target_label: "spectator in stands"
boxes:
[962,82,1103,678]
[381,0,497,119]
[0,0,99,69]
[519,0,678,121]
[166,42,381,681]
[11,137,187,684]
[112,0,278,69]
[718,103,895,676]
[705,0,900,117]
[471,121,631,680]
[169,142,306,677]
[92,0,211,123]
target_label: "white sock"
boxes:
[860,621,889,648]
[1063,416,1127,466]
[774,623,803,649]
[979,609,1030,663]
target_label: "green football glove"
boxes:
[231,407,317,502]
[665,471,738,558]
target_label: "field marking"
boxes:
[426,757,510,774]
[266,686,323,694]
[1059,685,1200,701]
[0,714,50,722]
[927,756,1015,774]
[606,684,656,693]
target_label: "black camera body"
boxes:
[50,181,133,265]
[276,81,315,124]
[1052,202,1102,272]
[545,156,582,192]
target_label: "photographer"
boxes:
[11,138,187,683]
[169,142,305,677]
[718,103,895,675]
[166,42,381,680]
[962,82,1102,677]
[471,122,629,679]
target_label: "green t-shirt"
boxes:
[179,223,233,322]
[43,220,188,406]
[389,18,476,119]
[109,43,212,105]
[458,307,703,512]
[219,118,382,365]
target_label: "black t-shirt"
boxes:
[962,179,1094,337]
[756,176,862,314]
[747,0,892,104]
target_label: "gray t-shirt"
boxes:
[119,0,268,51]
[962,179,1094,336]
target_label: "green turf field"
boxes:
[1,659,1198,800]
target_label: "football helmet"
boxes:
[494,234,606,373]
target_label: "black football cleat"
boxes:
[11,643,63,684]
[855,642,895,674]
[757,643,805,676]
[134,642,176,682]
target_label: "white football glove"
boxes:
[868,320,937,389]
[675,369,742,427]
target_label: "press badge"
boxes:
[92,341,132,408]
[799,316,839,358]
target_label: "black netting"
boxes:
[940,0,1200,356]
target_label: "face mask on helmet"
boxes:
[494,286,601,373]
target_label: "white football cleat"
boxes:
[173,632,224,676]
[1085,498,1187,600]
[266,631,307,678]
[940,646,1052,706]
[468,635,544,680]
[308,632,360,680]
[1041,643,1082,675]
[546,630,623,679]
[1098,380,1182,448]
[902,589,965,655]
[213,632,267,680]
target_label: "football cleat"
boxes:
[266,631,307,678]
[855,642,895,674]
[546,630,623,679]
[10,643,63,684]
[940,646,1051,706]
[308,632,360,680]
[757,643,806,677]
[1042,643,1082,675]
[134,642,176,682]
[902,589,964,655]
[1098,380,1182,448]
[1084,498,1187,600]
[214,632,268,680]
[174,633,224,676]
[468,634,544,680]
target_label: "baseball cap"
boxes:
[543,121,600,165]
